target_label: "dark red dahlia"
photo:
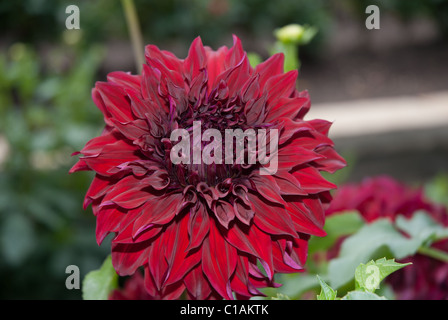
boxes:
[326,175,448,300]
[109,272,153,300]
[71,36,346,299]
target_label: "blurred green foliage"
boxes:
[0,43,110,299]
[0,0,332,50]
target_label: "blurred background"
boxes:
[0,0,447,299]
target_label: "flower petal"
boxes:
[202,220,237,300]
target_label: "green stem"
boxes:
[121,0,144,73]
[418,246,448,263]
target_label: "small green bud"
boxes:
[274,24,305,44]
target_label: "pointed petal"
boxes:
[95,82,134,124]
[111,241,150,276]
[184,37,207,81]
[95,207,124,245]
[213,200,235,229]
[248,192,297,237]
[107,71,141,92]
[251,175,285,205]
[184,265,212,300]
[164,216,202,285]
[202,220,237,300]
[285,200,326,236]
[292,166,337,194]
[273,170,307,196]
[187,205,210,251]
[254,53,284,88]
[225,223,274,279]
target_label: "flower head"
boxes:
[327,175,448,299]
[71,36,346,299]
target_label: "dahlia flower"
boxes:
[326,175,448,299]
[109,272,152,300]
[71,36,346,299]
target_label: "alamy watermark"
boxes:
[170,121,279,175]
[65,5,80,30]
[365,5,380,30]
[365,265,381,291]
[65,265,80,290]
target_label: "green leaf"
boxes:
[309,211,364,253]
[341,291,387,300]
[82,255,118,300]
[316,275,337,300]
[327,219,421,289]
[354,258,411,293]
[424,174,448,209]
[396,211,448,245]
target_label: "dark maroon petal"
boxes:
[302,195,326,230]
[99,175,145,206]
[244,94,267,125]
[147,235,169,290]
[76,128,119,157]
[164,216,202,286]
[107,71,141,93]
[278,117,315,145]
[213,200,235,229]
[277,141,324,168]
[233,199,254,225]
[286,201,326,236]
[113,223,162,244]
[254,53,284,88]
[225,223,274,279]
[204,45,228,92]
[81,140,140,176]
[265,70,298,107]
[231,256,265,298]
[214,55,251,96]
[308,119,332,136]
[111,241,150,276]
[108,189,150,209]
[184,265,213,300]
[272,241,302,273]
[95,82,134,124]
[251,175,285,205]
[95,207,124,245]
[273,170,307,196]
[132,193,183,233]
[202,220,237,300]
[141,171,170,190]
[240,75,260,103]
[292,166,337,194]
[313,146,347,173]
[184,37,207,81]
[83,175,112,209]
[248,192,297,237]
[225,35,246,69]
[144,44,184,91]
[141,64,169,113]
[110,118,149,142]
[143,265,186,299]
[187,205,210,251]
[265,96,309,123]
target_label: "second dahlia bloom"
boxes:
[71,36,346,299]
